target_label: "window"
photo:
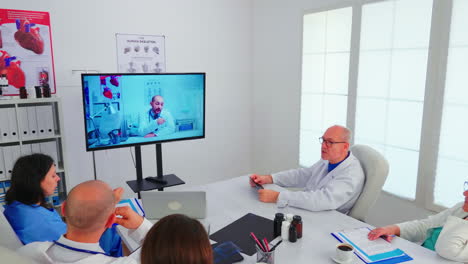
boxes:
[435,0,468,208]
[354,0,433,200]
[300,7,352,167]
[299,0,468,211]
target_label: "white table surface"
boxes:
[119,176,459,264]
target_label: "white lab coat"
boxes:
[397,202,468,262]
[16,219,152,264]
[272,153,364,214]
[135,109,175,137]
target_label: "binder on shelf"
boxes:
[7,108,19,141]
[36,105,55,137]
[27,106,39,139]
[20,144,32,156]
[0,108,9,142]
[331,227,412,264]
[31,143,41,154]
[17,107,29,139]
[40,141,58,164]
[0,147,6,180]
[4,181,11,192]
[3,145,20,179]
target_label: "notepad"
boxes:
[117,198,145,217]
[331,227,413,264]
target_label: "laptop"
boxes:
[140,191,206,219]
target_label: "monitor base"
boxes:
[127,174,185,192]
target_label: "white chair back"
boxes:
[349,144,389,221]
[0,208,23,250]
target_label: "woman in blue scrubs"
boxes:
[3,154,122,257]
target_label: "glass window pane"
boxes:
[444,47,468,105]
[303,13,326,53]
[356,0,432,200]
[301,8,351,168]
[302,54,325,93]
[387,101,423,150]
[360,1,394,50]
[357,51,391,98]
[299,131,321,167]
[355,98,387,143]
[322,95,347,127]
[326,7,352,52]
[324,53,350,94]
[389,50,428,101]
[300,94,322,131]
[392,0,432,49]
[435,0,468,209]
[439,105,468,159]
[449,0,468,46]
[434,158,468,207]
[383,147,419,200]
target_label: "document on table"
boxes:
[331,227,412,264]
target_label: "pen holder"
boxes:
[256,245,275,264]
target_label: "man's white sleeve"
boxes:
[128,218,153,244]
[274,168,363,211]
[155,111,175,137]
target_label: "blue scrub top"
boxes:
[3,200,66,245]
[4,200,122,257]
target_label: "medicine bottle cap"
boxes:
[293,215,301,221]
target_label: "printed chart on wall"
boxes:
[116,34,166,74]
[0,9,56,96]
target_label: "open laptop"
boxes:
[140,191,206,219]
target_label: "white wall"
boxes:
[3,0,253,197]
[252,0,436,226]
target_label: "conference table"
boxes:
[119,176,458,264]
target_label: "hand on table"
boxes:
[368,225,400,242]
[258,189,279,203]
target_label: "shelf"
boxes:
[0,97,60,105]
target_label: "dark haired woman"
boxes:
[3,153,123,256]
[141,214,213,264]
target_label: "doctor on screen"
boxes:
[137,95,175,137]
[249,125,365,214]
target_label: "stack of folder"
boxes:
[331,227,412,264]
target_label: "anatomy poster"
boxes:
[116,34,166,73]
[0,9,56,95]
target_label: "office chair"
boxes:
[349,144,389,222]
[0,209,23,250]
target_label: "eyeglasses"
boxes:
[318,137,347,147]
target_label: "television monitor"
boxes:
[81,73,205,151]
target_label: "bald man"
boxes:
[250,125,365,214]
[136,95,175,138]
[17,180,152,263]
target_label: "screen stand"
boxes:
[126,144,185,197]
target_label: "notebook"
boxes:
[140,191,206,219]
[331,227,413,264]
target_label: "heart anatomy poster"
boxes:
[116,33,166,73]
[0,9,56,96]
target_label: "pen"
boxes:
[269,239,282,252]
[263,238,270,252]
[250,232,266,252]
